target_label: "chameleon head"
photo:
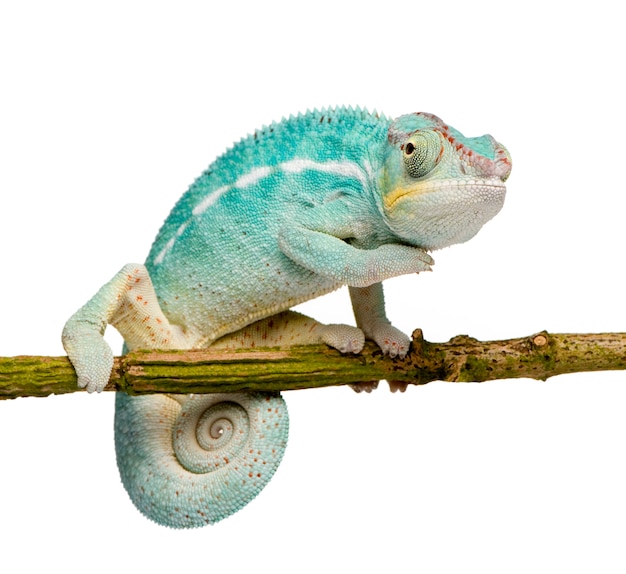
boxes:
[382,112,512,251]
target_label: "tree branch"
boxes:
[2,330,626,400]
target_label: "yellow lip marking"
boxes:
[384,184,429,209]
[384,180,507,210]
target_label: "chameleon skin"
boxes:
[62,107,511,528]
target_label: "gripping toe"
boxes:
[320,324,365,354]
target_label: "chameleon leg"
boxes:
[62,263,202,392]
[349,283,410,358]
[278,226,433,287]
[209,310,364,354]
[348,283,411,393]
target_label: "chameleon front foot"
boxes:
[349,284,411,359]
[366,323,411,359]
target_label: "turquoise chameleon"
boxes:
[62,107,512,528]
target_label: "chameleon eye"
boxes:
[403,132,442,179]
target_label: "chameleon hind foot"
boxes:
[318,324,365,354]
[388,381,409,393]
[349,381,380,393]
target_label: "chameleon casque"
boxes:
[62,107,511,528]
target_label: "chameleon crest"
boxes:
[62,107,511,527]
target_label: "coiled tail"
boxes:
[114,391,289,528]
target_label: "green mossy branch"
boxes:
[2,330,626,400]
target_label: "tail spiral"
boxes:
[114,391,289,528]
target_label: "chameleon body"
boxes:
[62,107,511,528]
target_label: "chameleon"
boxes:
[62,107,511,528]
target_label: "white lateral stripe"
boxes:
[235,166,272,188]
[154,237,176,265]
[280,159,368,187]
[154,158,369,266]
[192,185,229,216]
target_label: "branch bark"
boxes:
[2,330,626,400]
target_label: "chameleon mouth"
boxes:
[385,179,507,210]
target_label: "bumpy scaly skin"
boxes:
[115,392,289,527]
[62,108,511,528]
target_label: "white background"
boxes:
[1,2,625,572]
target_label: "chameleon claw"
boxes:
[388,381,409,393]
[382,340,408,359]
[349,381,379,393]
[368,324,410,359]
